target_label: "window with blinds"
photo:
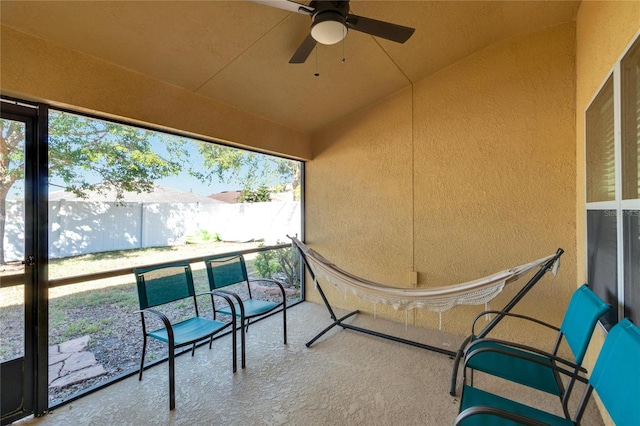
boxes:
[622,37,640,201]
[621,36,640,326]
[586,77,617,328]
[586,34,640,328]
[586,77,615,203]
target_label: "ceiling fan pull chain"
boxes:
[342,37,346,64]
[314,46,320,77]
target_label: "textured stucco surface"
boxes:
[308,23,577,342]
[575,3,640,425]
[308,87,415,323]
[412,23,576,338]
[0,25,311,160]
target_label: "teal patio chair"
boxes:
[134,261,237,410]
[455,318,640,425]
[203,254,287,369]
[459,284,610,418]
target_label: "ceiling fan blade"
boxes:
[250,0,314,15]
[345,14,415,43]
[289,33,317,63]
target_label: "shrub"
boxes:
[253,244,301,288]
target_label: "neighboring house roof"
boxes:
[49,184,224,204]
[208,190,242,204]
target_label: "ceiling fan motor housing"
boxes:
[311,11,347,44]
[309,1,350,45]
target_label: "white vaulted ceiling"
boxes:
[0,1,580,133]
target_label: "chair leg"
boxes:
[169,344,176,410]
[240,316,246,369]
[560,373,576,419]
[283,306,287,345]
[191,342,196,356]
[231,321,237,373]
[461,364,469,388]
[139,335,147,381]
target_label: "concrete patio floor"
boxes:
[15,302,605,425]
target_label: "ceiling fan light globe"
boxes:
[310,12,347,45]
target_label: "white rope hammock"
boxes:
[292,238,559,315]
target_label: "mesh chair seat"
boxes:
[148,317,229,346]
[217,299,279,318]
[458,385,573,426]
[465,340,561,395]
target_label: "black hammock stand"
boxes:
[288,236,564,396]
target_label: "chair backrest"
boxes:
[559,284,611,364]
[134,261,195,309]
[589,318,640,425]
[203,254,249,290]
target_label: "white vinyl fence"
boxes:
[3,200,301,261]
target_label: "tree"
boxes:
[194,144,302,200]
[0,111,190,264]
[238,185,272,203]
[47,112,189,201]
[0,119,25,266]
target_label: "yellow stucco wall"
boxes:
[575,2,640,425]
[307,86,415,323]
[0,25,312,160]
[308,23,577,342]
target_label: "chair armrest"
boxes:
[455,406,554,426]
[208,291,238,324]
[464,337,588,381]
[135,308,175,343]
[471,310,560,337]
[249,278,287,299]
[207,289,246,318]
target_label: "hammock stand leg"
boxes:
[448,248,565,396]
[307,280,456,357]
[305,308,360,348]
[294,242,457,357]
[301,253,362,348]
[336,322,457,357]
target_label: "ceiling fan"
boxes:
[253,0,415,63]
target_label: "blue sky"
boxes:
[142,138,239,196]
[155,169,237,197]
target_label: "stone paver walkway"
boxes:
[48,336,106,388]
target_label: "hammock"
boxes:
[291,237,559,313]
[290,237,564,358]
